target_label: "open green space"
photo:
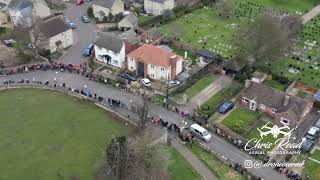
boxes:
[138,15,154,24]
[0,89,200,180]
[0,89,132,180]
[166,146,202,180]
[200,82,243,116]
[160,7,237,58]
[188,144,245,180]
[222,107,259,134]
[303,150,320,180]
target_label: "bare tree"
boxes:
[103,133,170,180]
[214,0,235,18]
[232,12,302,66]
[138,94,149,130]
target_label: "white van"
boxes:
[190,123,212,142]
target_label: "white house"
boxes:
[127,44,183,81]
[92,0,124,21]
[35,15,73,53]
[144,0,174,15]
[94,32,125,68]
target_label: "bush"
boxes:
[87,6,94,18]
[0,27,6,34]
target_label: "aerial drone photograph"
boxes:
[0,0,320,179]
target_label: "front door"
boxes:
[137,61,145,77]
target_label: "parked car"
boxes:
[76,0,84,5]
[190,123,212,142]
[141,78,151,87]
[119,73,138,81]
[2,39,16,47]
[166,80,180,87]
[306,126,320,140]
[301,138,315,153]
[68,21,77,29]
[82,44,94,57]
[81,15,90,23]
[218,101,234,114]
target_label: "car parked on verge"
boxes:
[190,123,212,142]
[82,44,94,57]
[166,80,180,87]
[141,78,151,87]
[119,73,138,81]
[301,138,315,153]
[218,101,234,114]
[81,15,90,23]
[306,126,320,140]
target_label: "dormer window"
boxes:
[272,108,277,113]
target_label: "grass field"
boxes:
[222,107,259,135]
[303,150,320,180]
[263,79,289,91]
[188,144,245,180]
[0,89,132,180]
[167,146,202,180]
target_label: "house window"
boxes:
[260,104,266,110]
[249,100,256,111]
[130,66,134,70]
[113,60,118,65]
[161,76,164,80]
[151,65,155,69]
[242,97,249,103]
[151,74,155,78]
[280,117,290,126]
[272,108,277,113]
[161,67,165,71]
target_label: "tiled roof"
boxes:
[242,82,310,119]
[39,16,70,38]
[127,44,182,67]
[95,32,124,53]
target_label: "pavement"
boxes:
[171,138,217,180]
[1,71,288,180]
[302,4,320,24]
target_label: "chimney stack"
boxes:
[284,94,290,106]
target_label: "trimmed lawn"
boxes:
[263,79,289,91]
[174,73,214,100]
[166,146,202,180]
[303,150,320,180]
[222,107,259,135]
[0,89,132,180]
[200,82,243,116]
[172,47,197,65]
[138,15,154,24]
[188,144,245,180]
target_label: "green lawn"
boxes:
[0,89,132,180]
[263,79,289,91]
[174,73,214,100]
[303,150,320,180]
[138,15,154,24]
[166,146,202,180]
[160,7,237,58]
[222,107,259,135]
[200,82,243,116]
[172,47,197,65]
[188,144,245,180]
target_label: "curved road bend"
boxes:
[1,71,287,180]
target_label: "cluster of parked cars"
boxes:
[301,119,320,152]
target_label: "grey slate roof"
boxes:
[242,82,310,119]
[94,0,116,8]
[120,29,139,45]
[196,49,217,59]
[9,0,32,10]
[95,32,124,53]
[39,16,70,38]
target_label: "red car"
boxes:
[76,0,84,5]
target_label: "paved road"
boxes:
[59,2,98,64]
[302,4,320,24]
[1,71,288,180]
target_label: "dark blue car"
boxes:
[218,101,234,114]
[82,44,94,57]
